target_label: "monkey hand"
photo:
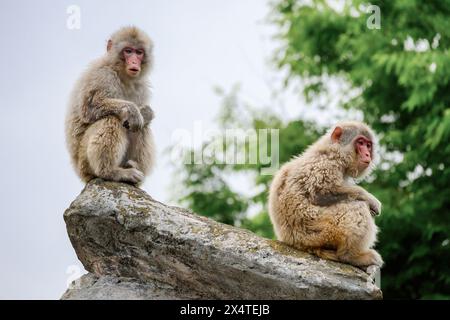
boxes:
[140,105,155,126]
[367,195,381,216]
[121,103,144,132]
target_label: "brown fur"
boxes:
[268,121,383,268]
[65,26,155,185]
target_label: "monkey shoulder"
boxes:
[291,155,342,194]
[275,161,307,195]
[99,67,122,89]
[80,63,123,96]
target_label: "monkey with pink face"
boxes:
[269,121,383,268]
[66,26,155,185]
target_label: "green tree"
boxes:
[273,0,450,299]
[174,86,322,237]
[173,0,450,299]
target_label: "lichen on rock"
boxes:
[62,179,382,300]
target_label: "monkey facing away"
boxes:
[66,26,155,186]
[268,121,383,268]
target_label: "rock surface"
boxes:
[62,179,382,300]
[61,273,192,300]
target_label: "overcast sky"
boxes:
[0,0,348,299]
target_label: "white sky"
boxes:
[0,0,346,299]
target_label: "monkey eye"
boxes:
[135,49,144,56]
[123,48,133,54]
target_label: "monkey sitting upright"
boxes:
[66,26,155,185]
[268,121,383,268]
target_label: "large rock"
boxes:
[62,179,382,300]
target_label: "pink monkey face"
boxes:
[122,47,145,77]
[355,136,372,171]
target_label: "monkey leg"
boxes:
[310,248,341,262]
[125,127,155,180]
[84,117,144,184]
[328,201,383,267]
[302,201,382,268]
[311,240,382,268]
[292,214,343,262]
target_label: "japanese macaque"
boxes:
[66,26,155,185]
[268,121,383,268]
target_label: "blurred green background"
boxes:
[172,0,450,299]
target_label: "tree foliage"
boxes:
[173,0,450,299]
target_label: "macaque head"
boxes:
[119,46,145,77]
[330,121,378,178]
[106,26,153,79]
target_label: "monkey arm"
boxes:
[81,90,144,131]
[81,90,130,123]
[311,185,381,215]
[139,105,154,126]
[336,185,381,215]
[311,192,350,206]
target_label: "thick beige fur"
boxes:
[268,121,383,268]
[65,26,155,185]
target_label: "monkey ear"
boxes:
[331,126,343,143]
[107,40,113,52]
